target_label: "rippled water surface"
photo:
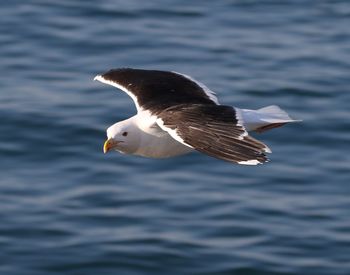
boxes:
[1,1,350,274]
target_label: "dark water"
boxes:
[1,1,350,274]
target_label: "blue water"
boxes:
[1,1,350,274]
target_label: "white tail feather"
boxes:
[238,105,301,132]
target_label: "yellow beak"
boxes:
[103,138,120,154]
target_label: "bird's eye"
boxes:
[122,132,128,137]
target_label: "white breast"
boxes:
[134,131,193,158]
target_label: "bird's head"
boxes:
[103,120,140,154]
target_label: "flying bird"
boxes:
[94,68,299,165]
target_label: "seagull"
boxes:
[94,68,299,165]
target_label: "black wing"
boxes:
[156,104,271,165]
[94,68,218,113]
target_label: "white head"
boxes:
[103,118,140,155]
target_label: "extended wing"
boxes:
[94,68,218,113]
[156,104,271,165]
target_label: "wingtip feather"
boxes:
[94,75,103,81]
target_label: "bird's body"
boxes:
[95,68,299,165]
[109,112,193,158]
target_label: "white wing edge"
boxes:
[94,74,141,112]
[156,118,194,149]
[238,159,263,165]
[172,71,219,104]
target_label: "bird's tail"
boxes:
[238,105,301,133]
